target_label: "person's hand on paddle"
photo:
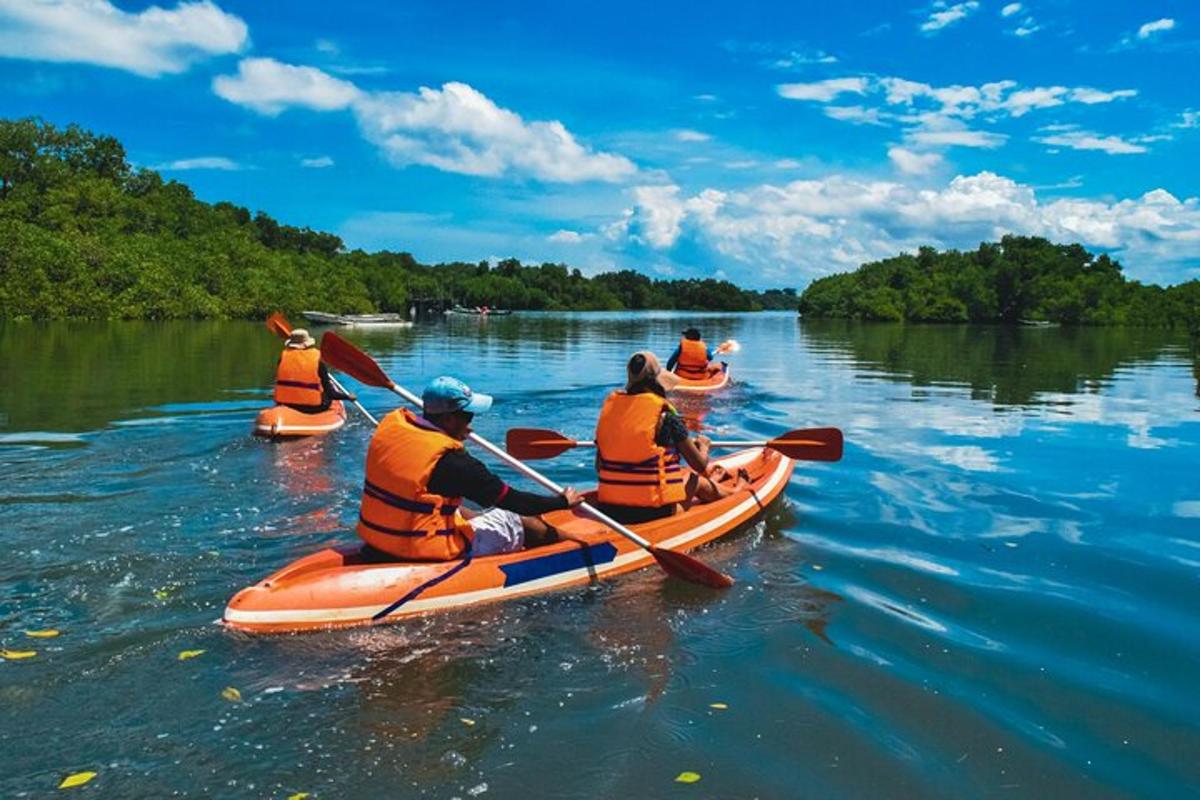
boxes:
[561,487,583,507]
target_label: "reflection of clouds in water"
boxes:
[1171,501,1200,518]
[786,532,959,577]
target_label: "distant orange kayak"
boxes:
[223,447,793,633]
[253,401,346,439]
[672,362,731,394]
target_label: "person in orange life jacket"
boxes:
[274,329,356,413]
[592,352,745,526]
[356,376,584,561]
[665,327,716,378]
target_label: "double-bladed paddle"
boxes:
[266,312,379,425]
[318,330,735,589]
[505,426,844,462]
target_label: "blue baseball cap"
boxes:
[423,376,493,415]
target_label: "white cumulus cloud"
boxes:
[920,1,980,33]
[353,82,637,183]
[1001,3,1022,17]
[0,0,247,77]
[213,58,362,115]
[212,60,636,183]
[606,173,1200,284]
[777,77,869,102]
[1137,18,1175,39]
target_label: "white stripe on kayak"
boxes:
[223,451,792,627]
[254,421,345,434]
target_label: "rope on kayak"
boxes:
[371,545,474,621]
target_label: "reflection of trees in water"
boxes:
[1193,339,1200,399]
[0,320,280,431]
[801,320,1187,407]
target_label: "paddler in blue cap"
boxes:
[355,376,582,561]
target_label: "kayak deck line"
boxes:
[222,448,794,632]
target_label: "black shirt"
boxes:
[428,449,569,516]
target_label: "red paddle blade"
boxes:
[650,546,734,588]
[319,331,394,388]
[768,427,844,462]
[506,428,578,459]
[266,312,292,339]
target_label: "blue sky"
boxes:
[2,0,1198,287]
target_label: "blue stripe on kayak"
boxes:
[499,542,618,588]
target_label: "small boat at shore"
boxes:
[302,311,414,327]
[253,401,347,438]
[444,305,513,317]
[672,362,731,394]
[223,446,792,633]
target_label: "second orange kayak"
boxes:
[253,401,346,438]
[672,362,731,394]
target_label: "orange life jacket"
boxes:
[595,391,687,508]
[356,408,475,561]
[274,348,323,406]
[675,338,709,377]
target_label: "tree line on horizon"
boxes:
[0,117,796,320]
[798,236,1199,332]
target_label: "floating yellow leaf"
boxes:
[25,629,60,638]
[286,794,310,800]
[709,702,728,710]
[675,771,701,784]
[459,717,476,726]
[58,771,97,789]
[177,649,205,661]
[153,589,172,600]
[1,649,37,660]
[221,687,242,702]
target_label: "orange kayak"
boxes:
[253,401,346,438]
[223,447,794,633]
[672,362,730,394]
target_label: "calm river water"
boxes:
[2,313,1198,799]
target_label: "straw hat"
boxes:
[286,329,316,349]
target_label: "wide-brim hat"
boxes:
[626,351,680,392]
[286,329,316,348]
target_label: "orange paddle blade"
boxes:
[319,331,393,388]
[650,546,734,588]
[768,427,843,462]
[506,428,578,459]
[266,312,292,339]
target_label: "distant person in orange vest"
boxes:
[357,376,583,561]
[666,327,717,378]
[274,329,355,413]
[592,352,744,525]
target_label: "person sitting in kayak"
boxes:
[665,327,717,379]
[274,329,356,413]
[357,376,583,561]
[593,352,744,525]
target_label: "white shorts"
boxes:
[469,508,526,556]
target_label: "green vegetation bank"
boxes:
[799,237,1199,331]
[0,118,796,320]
